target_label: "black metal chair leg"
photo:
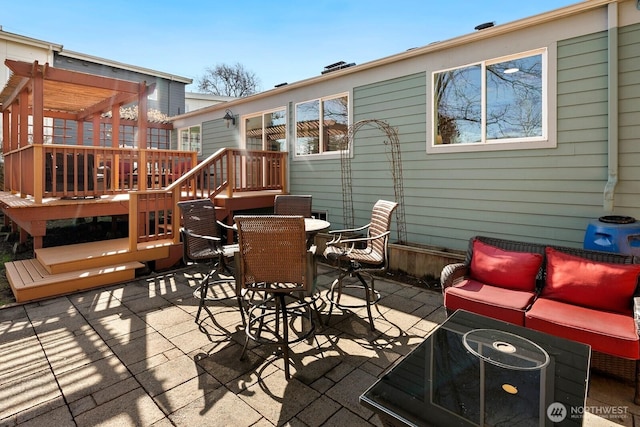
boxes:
[194,273,211,324]
[326,278,340,326]
[236,296,246,327]
[356,273,376,331]
[279,294,291,380]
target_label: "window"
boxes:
[431,49,546,151]
[295,94,348,156]
[178,125,201,154]
[244,108,286,151]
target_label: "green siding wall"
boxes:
[617,23,640,211]
[201,119,237,158]
[193,21,640,254]
[298,30,618,251]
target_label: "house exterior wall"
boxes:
[53,53,187,117]
[0,31,61,148]
[172,0,640,252]
[0,32,58,87]
[617,23,640,216]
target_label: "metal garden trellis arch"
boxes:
[340,119,407,244]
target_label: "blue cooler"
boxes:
[583,216,640,255]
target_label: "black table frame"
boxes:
[360,310,591,427]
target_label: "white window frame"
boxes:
[294,92,349,159]
[428,48,553,154]
[241,107,287,151]
[178,125,202,155]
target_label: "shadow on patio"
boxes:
[0,263,637,426]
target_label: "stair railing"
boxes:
[128,148,288,250]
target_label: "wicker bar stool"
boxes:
[177,199,244,327]
[323,200,398,331]
[274,194,313,217]
[235,215,320,379]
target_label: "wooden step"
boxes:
[6,258,144,303]
[35,238,173,274]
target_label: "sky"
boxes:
[1,0,580,92]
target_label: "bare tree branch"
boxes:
[196,63,261,97]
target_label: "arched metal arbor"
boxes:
[340,119,407,244]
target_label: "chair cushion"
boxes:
[444,278,537,326]
[542,247,640,314]
[526,297,640,359]
[469,239,543,291]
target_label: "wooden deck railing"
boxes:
[130,148,288,248]
[2,144,286,250]
[2,145,196,201]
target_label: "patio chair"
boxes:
[235,215,320,379]
[323,199,398,331]
[177,199,244,326]
[274,194,313,217]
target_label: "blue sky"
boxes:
[2,0,578,92]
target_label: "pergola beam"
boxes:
[76,92,139,121]
[5,59,140,94]
[0,75,29,113]
[76,82,155,121]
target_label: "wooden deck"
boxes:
[0,61,289,304]
[5,237,157,303]
[1,189,284,303]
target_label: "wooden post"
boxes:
[32,63,45,204]
[2,107,9,192]
[227,149,234,198]
[18,90,29,198]
[92,115,100,147]
[129,192,138,252]
[9,105,18,194]
[137,82,148,191]
[10,104,18,152]
[111,104,120,148]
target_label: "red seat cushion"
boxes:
[526,297,640,359]
[444,278,537,326]
[542,247,640,314]
[470,239,543,292]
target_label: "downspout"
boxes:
[603,2,618,212]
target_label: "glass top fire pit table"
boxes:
[360,309,591,427]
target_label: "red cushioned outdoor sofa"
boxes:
[440,235,640,404]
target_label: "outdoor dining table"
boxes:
[233,217,329,248]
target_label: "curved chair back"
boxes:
[367,199,399,266]
[177,199,220,263]
[274,195,313,217]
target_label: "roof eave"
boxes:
[0,29,63,52]
[172,0,617,121]
[58,50,193,85]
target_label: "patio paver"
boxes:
[0,262,637,426]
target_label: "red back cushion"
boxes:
[470,239,543,291]
[542,247,640,314]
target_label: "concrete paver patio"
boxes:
[0,262,638,426]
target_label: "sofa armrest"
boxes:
[635,297,640,334]
[440,263,468,293]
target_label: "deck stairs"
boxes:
[5,237,175,303]
[3,189,281,303]
[1,147,287,303]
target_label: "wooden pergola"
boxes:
[0,59,159,204]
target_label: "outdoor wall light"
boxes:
[223,109,236,128]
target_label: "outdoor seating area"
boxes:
[0,261,636,426]
[442,235,640,405]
